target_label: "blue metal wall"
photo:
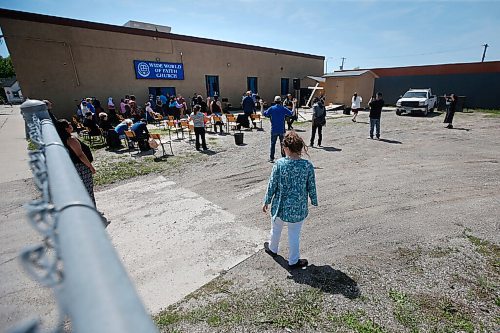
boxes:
[374,72,500,109]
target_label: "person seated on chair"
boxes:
[98,112,113,132]
[114,119,133,139]
[210,95,224,134]
[131,118,149,140]
[83,112,101,136]
[145,102,159,123]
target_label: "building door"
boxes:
[148,87,176,102]
[247,77,258,94]
[335,80,344,104]
[280,78,289,96]
[205,75,220,97]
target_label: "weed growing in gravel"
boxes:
[27,139,37,151]
[463,230,500,272]
[388,289,420,332]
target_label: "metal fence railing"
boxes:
[10,99,158,333]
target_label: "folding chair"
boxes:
[212,115,224,133]
[225,114,238,133]
[87,127,105,147]
[251,113,263,129]
[124,130,138,155]
[204,116,213,133]
[149,133,173,157]
[179,120,190,140]
[188,124,195,142]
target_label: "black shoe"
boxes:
[376,135,380,139]
[318,144,322,147]
[203,147,208,150]
[447,124,453,129]
[268,158,274,163]
[264,242,277,257]
[288,259,308,269]
[370,136,373,139]
[310,143,314,147]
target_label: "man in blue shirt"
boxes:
[242,91,256,129]
[131,119,149,140]
[263,96,293,163]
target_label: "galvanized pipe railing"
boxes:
[12,99,158,333]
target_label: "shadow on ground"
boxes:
[316,146,342,152]
[271,254,360,299]
[378,138,402,144]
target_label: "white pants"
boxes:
[268,217,304,265]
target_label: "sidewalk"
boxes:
[0,105,32,183]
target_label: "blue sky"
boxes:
[1,0,499,71]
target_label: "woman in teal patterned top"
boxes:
[263,131,318,269]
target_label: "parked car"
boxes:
[396,89,437,116]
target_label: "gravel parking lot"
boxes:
[147,109,499,332]
[2,108,498,332]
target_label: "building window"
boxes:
[205,75,220,97]
[281,78,289,96]
[247,77,258,94]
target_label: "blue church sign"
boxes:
[133,60,184,80]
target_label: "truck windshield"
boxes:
[403,92,427,98]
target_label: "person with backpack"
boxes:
[310,97,326,147]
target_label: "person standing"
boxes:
[263,131,318,269]
[263,96,294,163]
[190,105,208,151]
[56,119,97,205]
[351,92,363,122]
[443,93,457,129]
[369,92,384,139]
[310,97,326,147]
[242,91,257,129]
[284,94,297,130]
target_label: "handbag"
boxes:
[148,137,159,149]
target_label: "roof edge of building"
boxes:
[0,8,324,61]
[365,60,500,77]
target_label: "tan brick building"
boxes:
[0,9,324,117]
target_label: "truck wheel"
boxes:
[396,110,402,116]
[423,107,428,117]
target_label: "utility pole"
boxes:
[481,44,489,62]
[340,57,346,71]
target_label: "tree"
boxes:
[0,56,15,78]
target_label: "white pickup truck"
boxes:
[395,89,437,116]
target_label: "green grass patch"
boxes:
[94,152,204,186]
[155,287,324,330]
[387,290,476,333]
[472,109,500,117]
[329,310,387,333]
